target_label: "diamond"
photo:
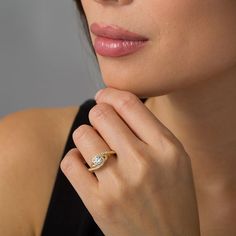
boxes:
[92,155,104,166]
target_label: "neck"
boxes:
[148,69,236,194]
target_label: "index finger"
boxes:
[95,88,172,146]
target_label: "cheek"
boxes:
[187,2,236,71]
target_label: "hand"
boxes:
[60,88,201,236]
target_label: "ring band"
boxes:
[88,150,117,172]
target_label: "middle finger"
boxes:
[88,103,144,159]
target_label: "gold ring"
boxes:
[88,150,117,172]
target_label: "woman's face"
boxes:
[81,0,236,97]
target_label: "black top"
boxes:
[41,97,147,236]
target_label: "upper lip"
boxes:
[90,23,149,41]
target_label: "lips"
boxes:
[89,23,149,57]
[90,23,149,41]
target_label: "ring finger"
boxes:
[72,124,118,182]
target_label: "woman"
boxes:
[0,0,236,235]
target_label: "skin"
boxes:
[61,0,236,235]
[61,88,201,235]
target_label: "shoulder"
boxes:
[0,105,80,236]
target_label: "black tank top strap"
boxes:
[60,99,97,160]
[41,98,104,236]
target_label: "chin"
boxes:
[98,59,193,98]
[101,69,218,99]
[101,73,179,98]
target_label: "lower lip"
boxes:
[94,36,148,57]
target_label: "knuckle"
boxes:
[160,132,183,156]
[66,147,78,155]
[60,148,78,171]
[126,144,154,182]
[89,104,111,121]
[73,124,91,140]
[165,141,180,158]
[161,139,187,170]
[117,93,139,112]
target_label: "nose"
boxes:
[94,0,132,5]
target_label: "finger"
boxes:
[72,124,119,182]
[95,87,174,146]
[60,148,99,210]
[88,102,145,159]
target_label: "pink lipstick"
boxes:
[90,23,149,57]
